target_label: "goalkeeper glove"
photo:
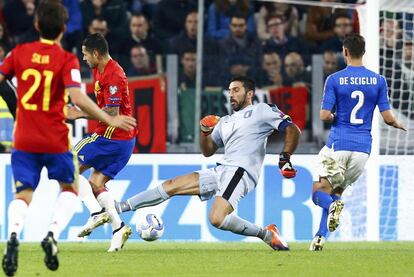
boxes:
[200,115,220,136]
[279,152,296,178]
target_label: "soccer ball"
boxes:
[136,214,164,241]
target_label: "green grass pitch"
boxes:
[7,241,414,276]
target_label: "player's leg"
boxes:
[76,165,110,237]
[117,172,201,212]
[310,178,334,251]
[3,150,40,276]
[74,135,112,237]
[42,151,80,271]
[210,166,288,251]
[2,189,33,277]
[310,146,346,250]
[89,170,132,252]
[326,151,369,233]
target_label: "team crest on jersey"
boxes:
[94,81,101,95]
[109,85,118,95]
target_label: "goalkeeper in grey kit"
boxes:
[116,76,301,250]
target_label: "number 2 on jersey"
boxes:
[350,90,364,124]
[21,68,53,111]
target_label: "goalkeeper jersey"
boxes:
[210,103,292,185]
[322,65,391,154]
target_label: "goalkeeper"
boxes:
[309,34,406,251]
[115,76,301,250]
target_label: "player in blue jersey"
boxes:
[309,34,406,251]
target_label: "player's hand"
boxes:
[109,115,137,131]
[200,115,220,136]
[279,152,296,178]
[393,121,407,131]
[66,105,85,120]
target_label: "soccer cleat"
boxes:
[309,235,326,251]
[107,223,132,252]
[2,233,19,276]
[263,224,289,251]
[77,211,111,237]
[327,200,345,232]
[41,232,59,271]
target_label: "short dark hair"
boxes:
[36,0,68,40]
[343,33,365,58]
[82,33,109,55]
[230,11,247,22]
[231,76,255,94]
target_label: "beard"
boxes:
[231,94,248,111]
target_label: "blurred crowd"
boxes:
[0,0,366,88]
[1,0,413,148]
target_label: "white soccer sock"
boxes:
[7,199,29,238]
[78,175,103,215]
[97,191,122,230]
[218,213,261,237]
[126,184,170,210]
[49,191,79,240]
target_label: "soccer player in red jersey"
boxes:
[0,2,135,276]
[68,33,137,252]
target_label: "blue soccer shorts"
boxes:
[11,149,77,193]
[74,133,135,179]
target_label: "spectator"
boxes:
[0,43,6,62]
[0,22,11,52]
[321,12,353,53]
[220,55,251,87]
[207,0,255,40]
[62,0,83,53]
[179,49,197,90]
[256,51,283,88]
[255,2,300,41]
[168,11,217,56]
[283,52,311,87]
[304,0,336,46]
[218,13,262,84]
[262,14,307,59]
[119,13,163,68]
[323,50,339,80]
[127,45,157,77]
[3,0,36,44]
[80,0,128,50]
[152,0,197,40]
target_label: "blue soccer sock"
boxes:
[315,208,329,237]
[312,191,333,210]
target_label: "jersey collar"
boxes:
[40,38,55,45]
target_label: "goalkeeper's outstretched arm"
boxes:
[380,110,407,131]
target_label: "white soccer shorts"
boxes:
[196,165,255,209]
[317,145,369,190]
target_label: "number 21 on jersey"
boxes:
[21,68,53,111]
[350,90,364,124]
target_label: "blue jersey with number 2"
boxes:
[322,66,391,154]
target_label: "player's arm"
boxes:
[68,87,135,131]
[377,76,406,131]
[199,115,220,157]
[320,109,335,123]
[281,123,301,155]
[278,122,301,179]
[320,76,336,123]
[380,110,406,131]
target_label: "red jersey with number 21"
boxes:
[0,39,81,153]
[92,59,135,140]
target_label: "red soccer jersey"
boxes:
[0,39,81,153]
[92,59,136,140]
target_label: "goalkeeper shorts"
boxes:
[196,165,255,209]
